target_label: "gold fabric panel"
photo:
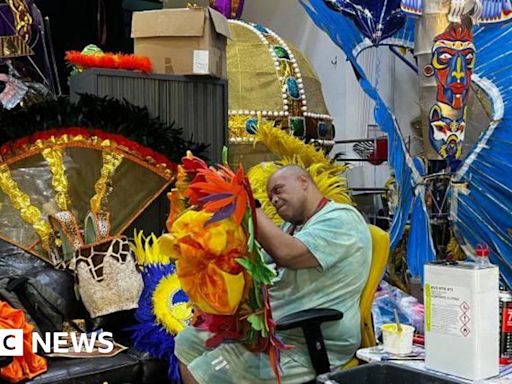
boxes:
[0,143,171,262]
[227,25,283,111]
[0,164,51,250]
[227,23,330,115]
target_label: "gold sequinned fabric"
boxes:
[41,148,71,211]
[87,211,111,241]
[90,152,124,213]
[7,0,32,42]
[0,35,33,58]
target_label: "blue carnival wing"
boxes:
[452,21,512,288]
[301,0,436,280]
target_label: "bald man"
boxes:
[176,165,372,384]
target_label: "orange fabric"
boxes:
[169,211,248,315]
[0,301,47,383]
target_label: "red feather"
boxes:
[65,51,152,73]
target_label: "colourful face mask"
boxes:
[432,23,475,110]
[429,103,466,161]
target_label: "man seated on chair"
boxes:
[175,165,372,384]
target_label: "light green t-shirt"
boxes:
[269,201,372,369]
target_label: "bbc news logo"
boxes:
[0,330,23,356]
[0,329,114,356]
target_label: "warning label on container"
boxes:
[425,284,472,337]
[503,308,512,332]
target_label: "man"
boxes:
[175,165,372,383]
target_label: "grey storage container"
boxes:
[69,68,227,163]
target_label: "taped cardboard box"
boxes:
[162,0,209,8]
[131,7,229,78]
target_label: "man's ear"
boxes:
[298,175,309,190]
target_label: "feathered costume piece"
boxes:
[64,44,151,73]
[0,126,176,262]
[65,48,152,73]
[130,231,192,382]
[161,151,289,384]
[300,0,512,287]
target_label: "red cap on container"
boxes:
[476,244,489,257]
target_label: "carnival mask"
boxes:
[429,103,466,160]
[431,23,475,110]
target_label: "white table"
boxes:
[356,346,512,383]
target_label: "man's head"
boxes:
[266,165,320,224]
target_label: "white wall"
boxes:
[242,0,419,190]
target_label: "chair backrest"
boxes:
[359,224,390,348]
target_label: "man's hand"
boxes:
[254,208,320,269]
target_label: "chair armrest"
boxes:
[276,308,343,331]
[276,308,343,376]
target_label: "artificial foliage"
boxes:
[161,151,289,383]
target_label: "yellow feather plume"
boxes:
[447,232,466,261]
[130,230,172,265]
[247,162,283,225]
[307,162,351,204]
[253,119,332,168]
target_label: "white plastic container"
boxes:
[382,323,415,354]
[424,261,499,381]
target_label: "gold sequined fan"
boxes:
[0,128,175,264]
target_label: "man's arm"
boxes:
[255,208,320,269]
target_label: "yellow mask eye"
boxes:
[432,54,448,70]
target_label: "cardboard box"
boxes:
[424,262,499,381]
[162,0,209,8]
[131,7,229,78]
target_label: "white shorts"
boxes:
[175,327,316,384]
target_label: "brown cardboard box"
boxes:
[162,0,210,8]
[131,7,230,78]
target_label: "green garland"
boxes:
[0,94,209,163]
